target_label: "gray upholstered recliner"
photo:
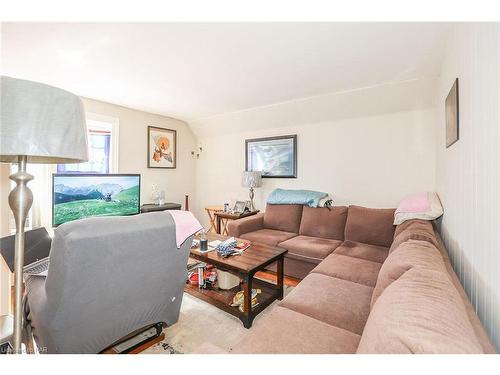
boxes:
[25,212,192,354]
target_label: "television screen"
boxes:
[53,174,141,226]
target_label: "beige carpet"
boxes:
[144,286,293,354]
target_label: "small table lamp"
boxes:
[0,76,88,353]
[241,171,262,212]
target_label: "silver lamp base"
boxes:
[8,155,33,354]
[248,187,256,212]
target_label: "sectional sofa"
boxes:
[228,204,394,279]
[225,204,496,353]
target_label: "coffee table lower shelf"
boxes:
[184,278,280,328]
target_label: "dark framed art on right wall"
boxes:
[446,78,459,148]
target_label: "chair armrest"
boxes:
[228,213,264,237]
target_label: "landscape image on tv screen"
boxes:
[53,174,140,226]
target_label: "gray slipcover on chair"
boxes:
[25,212,193,354]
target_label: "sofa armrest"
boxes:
[227,213,264,237]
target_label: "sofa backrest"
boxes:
[263,204,303,233]
[366,223,497,353]
[299,206,348,240]
[390,219,439,253]
[344,205,395,247]
[358,267,485,353]
[371,239,444,307]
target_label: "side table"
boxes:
[214,210,259,235]
[204,206,223,232]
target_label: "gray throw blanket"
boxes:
[267,188,333,209]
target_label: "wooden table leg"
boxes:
[277,257,284,300]
[216,215,221,234]
[205,209,217,232]
[221,218,229,235]
[241,274,253,329]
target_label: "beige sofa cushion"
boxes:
[311,254,382,287]
[299,206,348,240]
[344,205,396,247]
[358,268,484,353]
[278,235,342,264]
[279,273,373,335]
[240,228,297,247]
[333,240,389,264]
[371,239,445,307]
[263,204,303,233]
[231,306,360,354]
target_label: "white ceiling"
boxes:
[1,23,451,121]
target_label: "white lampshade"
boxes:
[0,76,89,164]
[242,171,262,188]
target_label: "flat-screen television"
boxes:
[52,174,141,227]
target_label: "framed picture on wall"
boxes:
[148,126,177,168]
[445,78,459,148]
[245,135,297,178]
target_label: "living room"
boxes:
[1,0,499,372]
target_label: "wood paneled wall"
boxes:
[435,23,500,350]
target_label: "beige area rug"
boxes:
[143,285,293,354]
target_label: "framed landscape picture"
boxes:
[245,135,297,178]
[445,78,459,148]
[148,126,176,168]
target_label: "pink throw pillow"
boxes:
[396,192,431,214]
[394,192,443,225]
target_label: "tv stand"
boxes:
[140,203,182,213]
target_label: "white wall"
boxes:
[434,23,500,350]
[190,78,436,137]
[193,93,437,227]
[81,98,198,211]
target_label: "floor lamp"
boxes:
[0,76,88,353]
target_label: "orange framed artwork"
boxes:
[148,126,177,168]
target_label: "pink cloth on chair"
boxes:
[168,210,203,248]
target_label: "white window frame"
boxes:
[84,112,120,173]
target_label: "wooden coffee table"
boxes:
[185,233,287,328]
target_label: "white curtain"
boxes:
[29,164,57,230]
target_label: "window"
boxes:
[57,115,118,174]
[8,113,119,232]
